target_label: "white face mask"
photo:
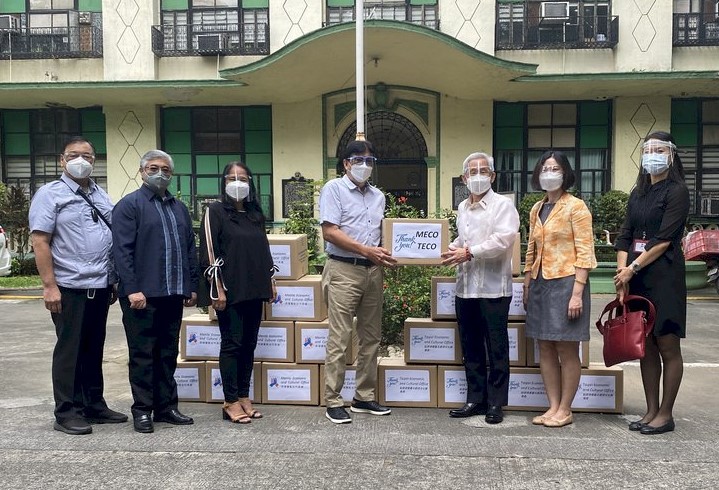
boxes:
[466,175,491,195]
[641,154,670,176]
[65,157,93,179]
[226,181,250,201]
[539,172,563,192]
[350,163,373,184]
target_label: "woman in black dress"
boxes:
[614,131,689,435]
[199,161,276,423]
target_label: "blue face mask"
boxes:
[641,154,670,176]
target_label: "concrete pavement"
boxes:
[1,293,718,489]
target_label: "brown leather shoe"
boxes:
[222,401,251,424]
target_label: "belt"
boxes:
[328,254,373,267]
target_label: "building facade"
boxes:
[0,0,718,224]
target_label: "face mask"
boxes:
[143,169,172,195]
[226,181,250,201]
[539,172,564,192]
[350,163,373,184]
[466,175,491,195]
[65,157,93,179]
[641,154,670,176]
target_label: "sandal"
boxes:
[222,401,251,424]
[239,398,263,419]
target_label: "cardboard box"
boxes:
[205,361,261,403]
[261,363,319,406]
[319,364,358,406]
[507,322,527,367]
[378,358,437,408]
[506,365,623,413]
[174,361,206,402]
[437,365,468,408]
[268,234,309,280]
[265,275,327,322]
[403,318,462,365]
[430,277,456,320]
[382,218,450,266]
[180,315,221,360]
[527,338,590,368]
[508,278,527,321]
[295,319,358,365]
[512,232,521,277]
[255,321,295,363]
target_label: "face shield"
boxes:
[641,139,676,175]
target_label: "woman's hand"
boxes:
[212,290,227,311]
[270,282,278,302]
[568,293,583,320]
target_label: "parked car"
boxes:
[0,225,11,276]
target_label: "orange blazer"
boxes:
[524,192,597,280]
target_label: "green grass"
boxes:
[0,275,42,289]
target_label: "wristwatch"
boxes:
[630,261,641,273]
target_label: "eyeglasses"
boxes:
[541,166,563,173]
[467,168,493,176]
[347,156,377,166]
[145,165,172,175]
[225,175,251,183]
[64,153,95,161]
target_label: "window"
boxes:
[0,108,107,194]
[326,1,439,29]
[161,106,273,220]
[493,100,611,202]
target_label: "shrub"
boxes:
[518,192,544,240]
[281,178,325,268]
[10,256,38,276]
[0,184,31,261]
[591,190,629,236]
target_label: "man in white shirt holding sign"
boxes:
[441,152,519,424]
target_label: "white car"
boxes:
[0,225,11,277]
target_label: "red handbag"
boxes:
[595,295,656,368]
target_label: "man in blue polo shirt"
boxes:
[112,149,198,434]
[30,136,127,435]
[319,139,397,424]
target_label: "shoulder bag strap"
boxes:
[76,189,112,230]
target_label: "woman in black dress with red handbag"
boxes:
[614,131,689,435]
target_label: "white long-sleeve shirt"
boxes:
[452,189,520,299]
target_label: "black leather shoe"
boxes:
[628,420,646,431]
[449,403,487,418]
[133,414,154,433]
[84,407,128,424]
[53,418,92,435]
[640,419,675,435]
[154,409,194,425]
[485,405,504,424]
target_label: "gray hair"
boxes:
[462,152,494,174]
[140,150,174,170]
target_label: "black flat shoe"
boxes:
[133,414,154,433]
[84,407,128,424]
[53,418,92,435]
[640,419,675,435]
[628,420,646,431]
[485,405,504,424]
[154,409,194,425]
[449,403,487,418]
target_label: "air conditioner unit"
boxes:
[541,2,570,19]
[78,11,92,25]
[197,33,228,55]
[0,15,21,31]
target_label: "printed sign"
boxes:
[255,327,289,360]
[266,368,313,401]
[270,286,316,319]
[384,369,431,402]
[408,327,456,362]
[210,367,255,402]
[509,282,526,317]
[508,373,550,407]
[300,328,329,361]
[175,367,200,399]
[390,222,443,259]
[270,244,292,278]
[436,282,456,316]
[508,327,519,363]
[185,325,221,358]
[572,375,616,410]
[443,369,467,404]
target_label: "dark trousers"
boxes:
[51,286,111,421]
[455,296,512,406]
[120,295,183,416]
[216,299,263,401]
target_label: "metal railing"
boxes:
[673,13,719,46]
[0,25,102,60]
[151,23,269,57]
[496,15,619,50]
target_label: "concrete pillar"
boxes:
[102,0,159,81]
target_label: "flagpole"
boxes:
[355,0,365,141]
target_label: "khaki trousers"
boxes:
[322,258,383,408]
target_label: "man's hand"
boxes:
[440,245,470,266]
[44,285,62,314]
[129,292,146,309]
[184,292,197,307]
[365,246,397,268]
